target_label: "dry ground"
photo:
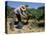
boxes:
[7,18,45,34]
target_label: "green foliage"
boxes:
[7,5,44,20]
[26,6,44,20]
[7,6,14,17]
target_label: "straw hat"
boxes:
[20,5,26,11]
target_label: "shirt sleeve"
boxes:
[14,9,20,14]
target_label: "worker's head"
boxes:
[21,6,25,9]
[20,5,27,12]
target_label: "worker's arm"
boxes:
[22,12,27,17]
[20,12,27,18]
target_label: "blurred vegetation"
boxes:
[6,5,45,20]
[7,6,14,18]
[27,6,45,21]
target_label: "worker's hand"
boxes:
[28,14,32,17]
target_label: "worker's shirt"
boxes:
[14,7,27,17]
[14,7,20,14]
